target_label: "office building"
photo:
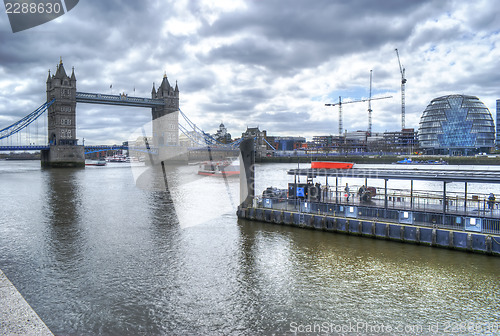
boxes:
[418,94,495,155]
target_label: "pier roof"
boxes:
[287,167,500,184]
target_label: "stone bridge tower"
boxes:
[42,59,84,167]
[151,74,180,147]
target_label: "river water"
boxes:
[0,160,499,335]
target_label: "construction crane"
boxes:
[395,48,407,129]
[325,94,392,136]
[368,70,373,135]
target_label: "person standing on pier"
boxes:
[344,183,350,203]
[358,185,366,202]
[488,193,495,210]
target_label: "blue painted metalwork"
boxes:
[0,99,54,140]
[0,144,127,153]
[0,145,49,151]
[263,137,276,150]
[83,145,128,154]
[85,145,157,155]
[1,99,244,152]
[75,92,164,107]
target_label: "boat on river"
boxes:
[106,155,130,163]
[198,157,239,177]
[394,158,448,165]
[85,159,107,166]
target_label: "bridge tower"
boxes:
[41,59,84,167]
[151,74,179,146]
[151,74,184,163]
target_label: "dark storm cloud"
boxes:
[200,37,336,74]
[198,87,273,116]
[200,100,255,114]
[182,70,217,92]
[197,0,449,73]
[264,115,336,136]
[1,0,498,143]
[239,88,273,101]
[0,0,184,83]
[409,23,465,49]
[461,1,500,32]
[0,0,187,143]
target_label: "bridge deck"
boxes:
[75,92,164,107]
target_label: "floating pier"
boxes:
[237,207,500,255]
[237,159,500,256]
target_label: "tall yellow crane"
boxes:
[395,48,407,129]
[325,93,392,136]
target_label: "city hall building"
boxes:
[418,94,495,155]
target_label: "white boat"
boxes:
[106,155,128,163]
[197,157,240,177]
[85,159,107,166]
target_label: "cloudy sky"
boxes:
[1,0,499,145]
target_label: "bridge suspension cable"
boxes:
[0,101,243,149]
[178,108,241,148]
[0,99,55,140]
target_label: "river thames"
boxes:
[0,160,499,335]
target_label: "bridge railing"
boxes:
[253,193,500,235]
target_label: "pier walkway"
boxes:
[257,196,500,235]
[238,165,500,255]
[281,166,500,234]
[0,269,53,335]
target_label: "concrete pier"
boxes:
[237,206,500,256]
[41,145,85,168]
[0,270,53,335]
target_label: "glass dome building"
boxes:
[418,94,495,155]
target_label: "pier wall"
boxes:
[237,207,500,256]
[41,145,85,168]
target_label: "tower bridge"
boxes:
[0,59,180,167]
[1,59,241,166]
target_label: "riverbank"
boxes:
[257,155,500,165]
[0,269,53,335]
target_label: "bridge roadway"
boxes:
[0,145,238,153]
[0,145,128,152]
[0,269,53,335]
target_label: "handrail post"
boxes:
[464,182,467,216]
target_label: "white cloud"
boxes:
[0,0,498,145]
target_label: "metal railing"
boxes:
[254,194,500,235]
[303,184,500,218]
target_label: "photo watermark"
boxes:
[288,320,500,335]
[4,0,79,32]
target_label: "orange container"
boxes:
[311,161,354,169]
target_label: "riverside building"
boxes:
[496,99,500,148]
[418,94,495,155]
